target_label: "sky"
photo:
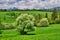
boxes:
[0,0,60,9]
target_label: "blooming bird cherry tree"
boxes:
[16,14,36,34]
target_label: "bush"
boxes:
[16,14,36,35]
[0,26,2,34]
[0,18,4,34]
[55,18,60,24]
[40,18,49,27]
[48,16,56,24]
[2,23,15,29]
[49,20,55,24]
[45,13,48,18]
[35,23,40,27]
[6,12,17,18]
[6,12,15,16]
[51,8,57,20]
[50,15,60,24]
[35,14,41,20]
[34,14,41,26]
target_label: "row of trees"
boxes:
[0,8,57,12]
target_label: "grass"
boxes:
[0,34,59,40]
[0,24,60,40]
[0,11,60,40]
[0,11,52,23]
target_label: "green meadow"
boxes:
[0,11,52,23]
[0,11,60,40]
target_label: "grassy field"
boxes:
[0,24,60,40]
[0,11,52,23]
[0,11,60,40]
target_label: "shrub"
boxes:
[55,17,60,24]
[34,14,41,26]
[40,18,49,27]
[35,23,40,27]
[2,23,15,29]
[0,17,4,34]
[49,20,55,24]
[35,14,41,20]
[4,16,6,20]
[45,13,48,18]
[48,16,56,24]
[7,12,16,16]
[0,24,3,34]
[16,14,36,35]
[51,8,57,20]
[6,12,17,18]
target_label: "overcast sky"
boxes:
[0,0,60,9]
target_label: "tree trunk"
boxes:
[20,27,27,35]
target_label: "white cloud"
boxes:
[0,0,60,9]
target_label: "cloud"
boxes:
[0,0,60,9]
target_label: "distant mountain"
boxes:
[7,7,60,10]
[8,7,18,10]
[55,7,60,10]
[49,7,60,10]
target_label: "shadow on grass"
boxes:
[20,33,36,35]
[26,34,35,35]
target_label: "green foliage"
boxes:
[51,9,57,20]
[6,12,17,18]
[45,13,48,18]
[55,16,60,24]
[16,14,35,34]
[34,14,41,26]
[35,14,41,20]
[2,23,15,29]
[10,13,16,16]
[4,16,6,20]
[6,12,15,16]
[0,17,3,34]
[48,16,56,24]
[0,30,2,34]
[49,20,55,24]
[40,18,49,27]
